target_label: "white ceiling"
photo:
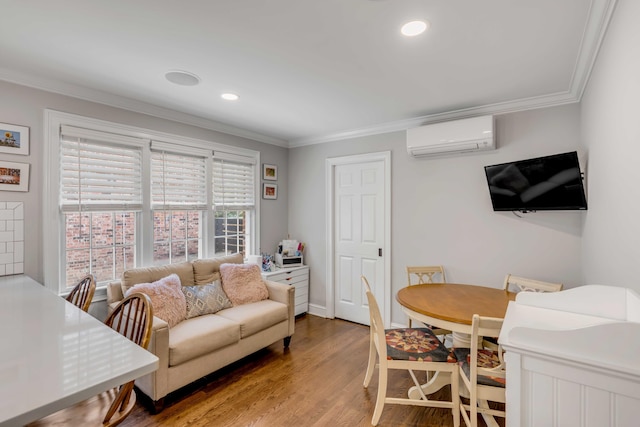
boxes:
[0,0,617,147]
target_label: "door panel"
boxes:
[334,161,385,325]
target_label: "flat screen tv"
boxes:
[484,151,588,212]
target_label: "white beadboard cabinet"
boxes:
[262,266,309,316]
[499,285,640,427]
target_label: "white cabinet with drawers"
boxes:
[262,266,309,316]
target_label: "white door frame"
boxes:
[325,151,391,327]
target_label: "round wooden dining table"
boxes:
[397,283,516,345]
[396,283,516,405]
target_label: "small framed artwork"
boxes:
[0,123,29,156]
[263,164,277,181]
[0,161,30,192]
[263,183,277,199]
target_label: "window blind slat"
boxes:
[212,158,255,208]
[151,150,207,210]
[60,136,143,211]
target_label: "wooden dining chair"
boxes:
[455,314,506,427]
[406,266,450,337]
[502,274,563,293]
[28,293,154,427]
[484,274,563,351]
[406,265,446,286]
[361,276,460,427]
[66,274,97,312]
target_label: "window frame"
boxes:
[212,152,257,258]
[44,110,260,296]
[150,143,209,265]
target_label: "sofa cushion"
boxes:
[220,263,268,306]
[193,253,244,285]
[216,300,288,338]
[169,314,241,366]
[122,261,194,296]
[182,280,233,319]
[126,274,186,328]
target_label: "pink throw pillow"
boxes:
[126,273,186,327]
[220,263,268,306]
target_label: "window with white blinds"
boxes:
[151,143,207,210]
[212,154,255,209]
[45,110,260,294]
[212,153,256,257]
[60,125,144,212]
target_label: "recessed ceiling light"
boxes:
[401,20,429,37]
[221,93,239,101]
[165,70,200,86]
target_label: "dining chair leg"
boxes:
[363,338,377,388]
[451,369,460,427]
[470,384,478,427]
[372,364,388,426]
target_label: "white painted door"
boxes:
[334,160,385,325]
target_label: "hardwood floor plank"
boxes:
[117,315,502,427]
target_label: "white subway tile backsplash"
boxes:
[14,220,23,241]
[0,252,13,264]
[0,203,24,276]
[13,242,23,262]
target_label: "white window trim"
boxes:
[43,109,260,294]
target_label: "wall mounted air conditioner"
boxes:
[406,115,495,158]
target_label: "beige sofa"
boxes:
[106,253,295,411]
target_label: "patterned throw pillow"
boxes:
[220,263,269,306]
[125,273,186,328]
[182,280,233,319]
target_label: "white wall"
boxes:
[0,80,289,285]
[581,0,640,290]
[289,104,585,325]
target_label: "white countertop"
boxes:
[499,284,640,379]
[0,275,158,426]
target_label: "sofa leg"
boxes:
[284,336,292,348]
[150,397,165,414]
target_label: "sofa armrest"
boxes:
[264,280,295,337]
[134,315,170,402]
[106,280,124,305]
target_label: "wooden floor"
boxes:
[120,314,504,427]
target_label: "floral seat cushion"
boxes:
[453,348,506,387]
[385,328,453,362]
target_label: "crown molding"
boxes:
[288,0,618,147]
[0,0,617,149]
[0,68,288,148]
[289,91,580,147]
[568,0,618,100]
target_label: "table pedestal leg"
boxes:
[452,331,483,348]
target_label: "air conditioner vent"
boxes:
[407,115,495,158]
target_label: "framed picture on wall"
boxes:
[263,183,277,199]
[0,123,29,156]
[263,164,277,181]
[0,161,30,192]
